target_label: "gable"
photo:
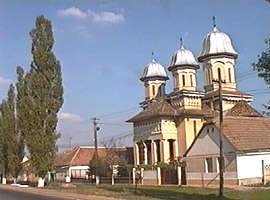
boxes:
[186,124,235,157]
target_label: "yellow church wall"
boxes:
[177,118,205,157]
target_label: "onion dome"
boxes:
[198,26,238,62]
[168,44,199,71]
[140,58,169,82]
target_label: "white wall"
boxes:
[69,166,89,170]
[236,152,270,179]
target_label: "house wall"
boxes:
[236,152,270,185]
[185,124,239,186]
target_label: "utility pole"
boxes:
[213,78,225,197]
[92,117,100,184]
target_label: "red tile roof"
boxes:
[54,146,131,167]
[222,117,270,151]
[184,116,270,156]
[126,99,177,122]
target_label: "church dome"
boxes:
[198,26,237,62]
[168,45,199,71]
[140,59,169,82]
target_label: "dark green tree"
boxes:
[0,84,23,181]
[252,37,270,115]
[23,15,64,180]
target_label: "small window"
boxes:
[182,75,185,86]
[228,68,232,82]
[190,75,193,87]
[193,120,197,138]
[218,68,221,81]
[152,85,155,96]
[205,157,219,173]
[206,158,213,173]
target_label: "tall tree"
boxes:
[252,36,270,115]
[0,85,18,180]
[23,15,64,183]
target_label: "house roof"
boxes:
[222,116,270,152]
[184,116,270,156]
[225,101,262,117]
[54,146,130,167]
[126,99,177,122]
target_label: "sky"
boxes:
[0,0,269,152]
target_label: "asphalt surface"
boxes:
[0,187,75,200]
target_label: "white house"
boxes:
[184,110,270,186]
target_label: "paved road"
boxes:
[0,187,75,200]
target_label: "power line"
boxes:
[97,106,139,118]
[99,122,132,126]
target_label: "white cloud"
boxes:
[58,112,83,122]
[58,7,87,19]
[58,7,125,24]
[88,11,125,24]
[0,76,11,88]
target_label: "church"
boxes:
[127,22,270,185]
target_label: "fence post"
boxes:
[262,160,265,185]
[133,168,136,185]
[177,166,181,185]
[141,168,144,185]
[112,174,115,185]
[157,167,161,185]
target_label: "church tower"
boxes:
[198,21,237,92]
[140,56,169,105]
[198,19,253,111]
[168,38,199,92]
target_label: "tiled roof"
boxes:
[126,99,177,122]
[223,117,270,152]
[225,101,262,117]
[54,146,130,167]
[184,116,270,156]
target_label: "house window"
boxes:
[205,157,219,173]
[190,75,193,87]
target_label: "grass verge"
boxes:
[47,183,270,200]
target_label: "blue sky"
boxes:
[0,0,269,151]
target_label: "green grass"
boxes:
[47,183,270,200]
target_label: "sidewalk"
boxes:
[0,184,116,200]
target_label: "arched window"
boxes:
[152,85,155,96]
[182,75,185,86]
[190,75,193,87]
[218,68,221,81]
[228,68,232,82]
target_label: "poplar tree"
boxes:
[0,85,20,179]
[23,15,64,179]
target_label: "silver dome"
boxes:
[168,45,199,71]
[198,27,237,62]
[140,59,169,82]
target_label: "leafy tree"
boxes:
[23,15,64,180]
[252,37,270,115]
[0,84,23,181]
